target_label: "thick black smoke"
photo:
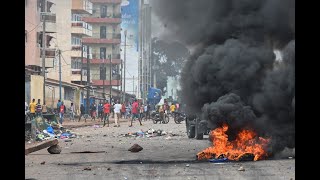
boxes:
[152,0,295,155]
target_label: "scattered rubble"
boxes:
[128,144,143,152]
[83,167,91,171]
[120,128,178,138]
[25,139,59,155]
[40,161,45,165]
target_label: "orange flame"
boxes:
[197,124,270,161]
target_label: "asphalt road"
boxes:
[25,118,295,180]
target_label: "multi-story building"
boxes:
[70,0,93,85]
[82,0,122,98]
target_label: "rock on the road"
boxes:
[128,144,143,152]
[47,144,62,154]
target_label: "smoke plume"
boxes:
[152,0,295,155]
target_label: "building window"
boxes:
[71,58,82,69]
[72,14,82,22]
[100,5,107,18]
[100,47,106,59]
[71,36,82,46]
[100,26,106,39]
[64,87,74,101]
[100,67,106,80]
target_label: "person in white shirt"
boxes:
[113,100,122,127]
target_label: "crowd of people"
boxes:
[25,98,181,127]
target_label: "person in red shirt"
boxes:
[121,102,126,119]
[129,99,142,127]
[103,100,111,127]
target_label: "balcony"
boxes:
[40,48,56,58]
[71,21,92,36]
[82,38,120,44]
[72,0,93,14]
[82,16,121,24]
[91,32,121,39]
[92,80,121,86]
[83,58,122,64]
[71,69,87,81]
[90,0,121,4]
[40,12,56,23]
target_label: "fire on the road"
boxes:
[197,124,270,161]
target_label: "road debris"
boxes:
[40,161,45,165]
[25,139,59,155]
[107,167,111,171]
[128,144,143,152]
[83,167,91,171]
[238,166,245,171]
[47,144,62,154]
[186,164,190,167]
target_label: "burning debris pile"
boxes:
[197,124,270,161]
[152,0,295,157]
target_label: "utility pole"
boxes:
[86,45,90,114]
[103,55,105,100]
[109,54,112,103]
[123,30,127,103]
[80,43,83,85]
[133,75,134,97]
[59,50,62,101]
[41,0,47,104]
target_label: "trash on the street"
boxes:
[238,166,245,171]
[209,157,228,163]
[186,164,190,167]
[40,161,45,165]
[83,167,91,171]
[128,144,143,152]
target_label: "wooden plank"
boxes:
[25,139,58,155]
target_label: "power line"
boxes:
[25,19,37,26]
[26,22,42,34]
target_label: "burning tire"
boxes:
[187,125,195,138]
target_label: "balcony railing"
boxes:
[90,0,121,4]
[91,53,120,59]
[91,33,121,39]
[40,48,56,58]
[40,12,56,23]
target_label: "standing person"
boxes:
[98,102,103,120]
[78,104,85,122]
[176,102,180,112]
[59,101,66,124]
[147,104,151,120]
[125,103,131,119]
[29,99,36,119]
[110,102,115,118]
[139,104,144,122]
[103,100,111,127]
[159,105,164,123]
[113,100,122,127]
[91,104,97,121]
[70,102,75,121]
[36,99,42,117]
[121,102,126,119]
[129,99,142,127]
[144,104,148,121]
[42,102,47,115]
[56,100,61,114]
[170,103,176,119]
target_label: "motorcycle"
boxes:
[173,112,186,124]
[151,111,169,124]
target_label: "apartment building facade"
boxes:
[82,0,122,97]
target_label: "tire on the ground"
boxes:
[195,120,204,140]
[187,125,195,138]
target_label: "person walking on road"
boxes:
[98,102,103,120]
[121,102,126,119]
[129,99,142,127]
[59,101,66,124]
[70,102,75,121]
[29,99,36,119]
[103,100,111,127]
[56,100,61,114]
[113,100,122,127]
[78,104,85,122]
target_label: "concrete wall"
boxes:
[47,0,72,83]
[25,0,41,67]
[30,75,44,102]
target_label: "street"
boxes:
[25,117,295,180]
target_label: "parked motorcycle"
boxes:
[151,111,169,124]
